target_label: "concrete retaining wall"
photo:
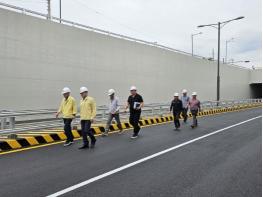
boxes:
[250,69,262,84]
[0,8,252,109]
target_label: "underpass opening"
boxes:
[250,83,262,98]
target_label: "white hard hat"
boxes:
[80,87,88,93]
[192,92,197,96]
[130,86,137,91]
[108,89,115,96]
[182,89,187,93]
[174,92,179,97]
[61,87,71,95]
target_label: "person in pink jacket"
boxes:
[188,92,201,128]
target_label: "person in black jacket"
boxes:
[170,92,183,130]
[125,86,144,139]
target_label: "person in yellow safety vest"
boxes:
[79,87,97,149]
[56,87,77,147]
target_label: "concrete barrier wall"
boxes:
[250,69,262,84]
[0,8,251,110]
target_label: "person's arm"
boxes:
[112,99,120,114]
[188,97,191,108]
[125,102,130,110]
[138,102,144,109]
[136,95,144,110]
[91,98,97,122]
[72,99,77,118]
[115,98,120,113]
[170,101,173,112]
[198,101,201,111]
[56,100,63,118]
[125,97,130,112]
[180,101,183,111]
[187,100,191,109]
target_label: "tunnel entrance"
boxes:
[250,83,262,98]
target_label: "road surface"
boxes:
[0,108,261,197]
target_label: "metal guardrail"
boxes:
[0,2,251,70]
[0,99,261,134]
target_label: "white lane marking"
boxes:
[46,115,261,197]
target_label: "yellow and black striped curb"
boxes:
[0,103,261,152]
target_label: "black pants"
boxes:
[129,111,141,135]
[80,120,96,146]
[191,110,198,126]
[182,107,188,122]
[173,111,181,128]
[63,118,74,142]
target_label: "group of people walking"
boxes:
[56,86,144,148]
[56,87,98,149]
[56,86,200,149]
[102,86,144,139]
[169,89,201,130]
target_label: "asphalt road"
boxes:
[0,108,261,197]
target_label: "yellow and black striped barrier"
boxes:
[0,103,261,152]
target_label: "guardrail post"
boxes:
[9,117,15,130]
[209,101,213,110]
[1,118,6,130]
[102,110,106,119]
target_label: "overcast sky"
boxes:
[1,0,262,68]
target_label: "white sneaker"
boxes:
[64,141,74,147]
[130,135,138,139]
[102,132,108,136]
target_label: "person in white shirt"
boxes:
[181,89,190,123]
[102,89,123,136]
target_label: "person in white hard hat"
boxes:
[125,86,144,139]
[170,92,183,130]
[188,92,201,128]
[181,89,190,123]
[79,87,97,149]
[102,89,123,136]
[56,87,77,146]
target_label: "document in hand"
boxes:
[133,102,140,109]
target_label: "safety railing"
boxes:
[0,99,261,134]
[0,2,251,70]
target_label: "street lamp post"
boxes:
[217,22,220,103]
[47,0,51,19]
[197,16,244,103]
[59,0,62,23]
[191,32,202,56]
